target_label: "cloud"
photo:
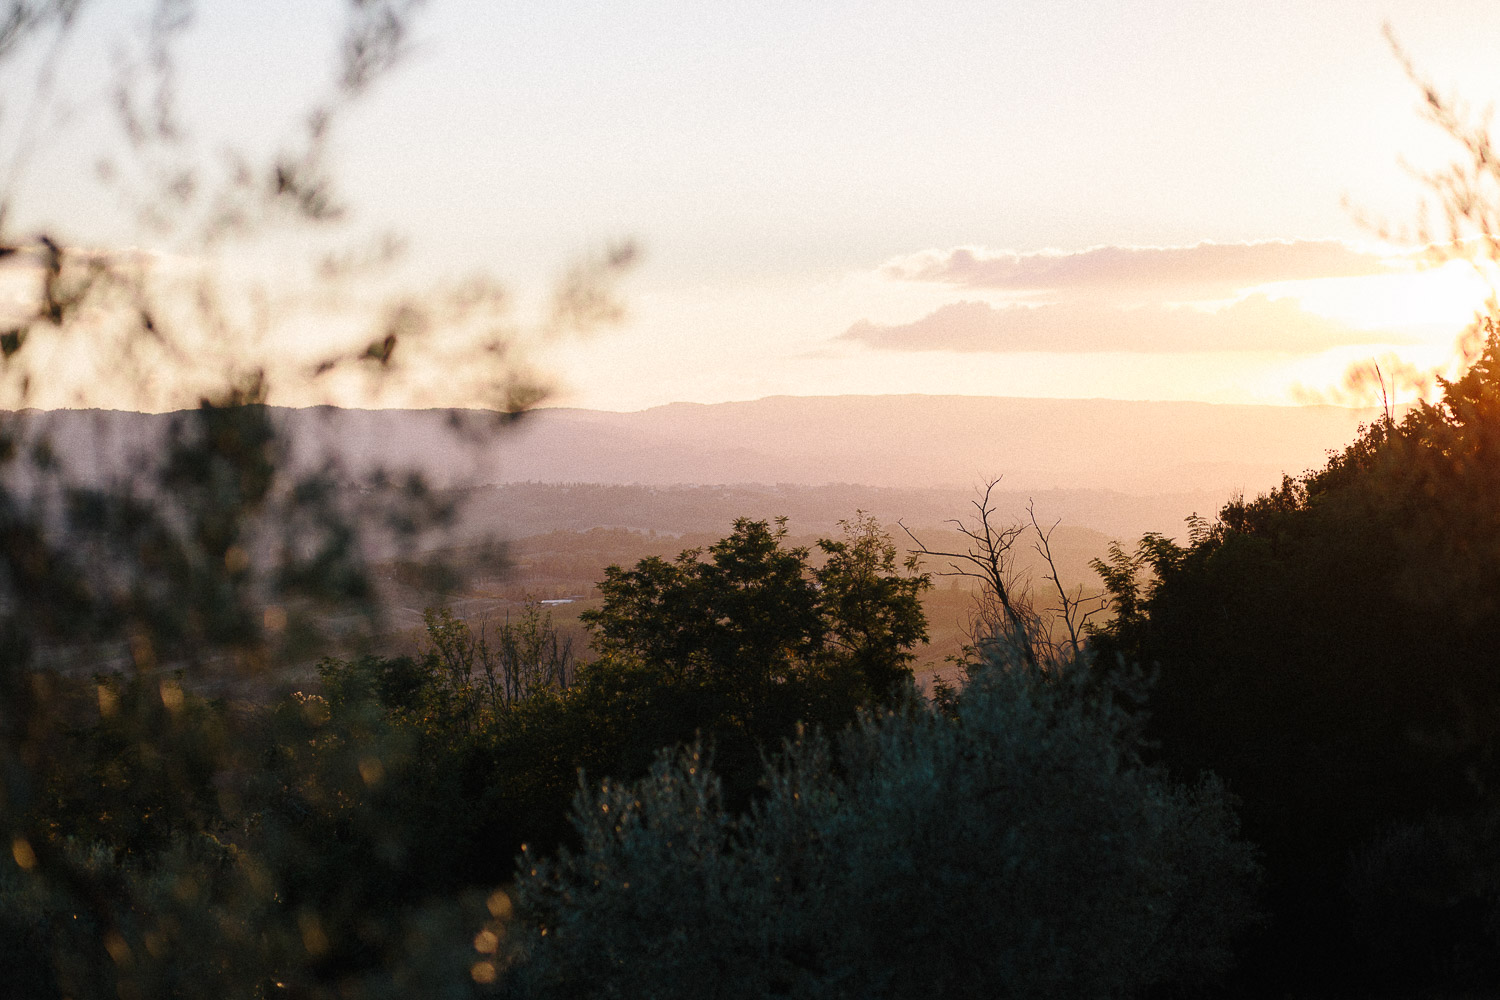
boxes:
[880,239,1402,297]
[839,295,1407,354]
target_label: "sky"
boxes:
[7,1,1500,411]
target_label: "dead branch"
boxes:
[900,478,1040,671]
[1027,500,1107,661]
[902,479,1114,675]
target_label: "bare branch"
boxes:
[1027,499,1107,662]
[902,478,1040,671]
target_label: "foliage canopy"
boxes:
[577,514,929,798]
[1091,326,1500,989]
[501,646,1260,1000]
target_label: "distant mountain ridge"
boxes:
[2,395,1381,542]
[9,393,1377,499]
[494,394,1376,496]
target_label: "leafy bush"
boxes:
[500,646,1260,1000]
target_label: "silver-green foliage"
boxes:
[504,649,1260,1000]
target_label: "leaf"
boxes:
[0,328,25,358]
[363,333,397,365]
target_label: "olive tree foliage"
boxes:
[0,3,631,997]
[498,647,1261,1000]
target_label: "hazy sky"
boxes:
[9,1,1500,411]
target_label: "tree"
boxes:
[499,642,1260,1000]
[584,517,826,704]
[1080,36,1500,991]
[812,511,931,695]
[575,514,929,805]
[1090,327,1500,992]
[902,479,1105,675]
[0,4,632,997]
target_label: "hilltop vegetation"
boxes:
[1091,326,1500,992]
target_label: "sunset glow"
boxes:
[6,2,1500,413]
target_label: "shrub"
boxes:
[500,647,1260,1000]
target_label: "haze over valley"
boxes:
[18,392,1382,536]
[12,391,1385,678]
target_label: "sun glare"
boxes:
[1256,257,1494,343]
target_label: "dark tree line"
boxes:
[1092,327,1500,993]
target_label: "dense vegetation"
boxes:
[0,460,1276,999]
[16,354,1500,998]
[501,647,1258,1000]
[1092,327,1500,992]
[0,509,945,997]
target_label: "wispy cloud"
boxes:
[839,295,1403,354]
[880,239,1403,297]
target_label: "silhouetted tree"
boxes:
[575,514,929,804]
[1091,326,1500,992]
[903,480,1105,677]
